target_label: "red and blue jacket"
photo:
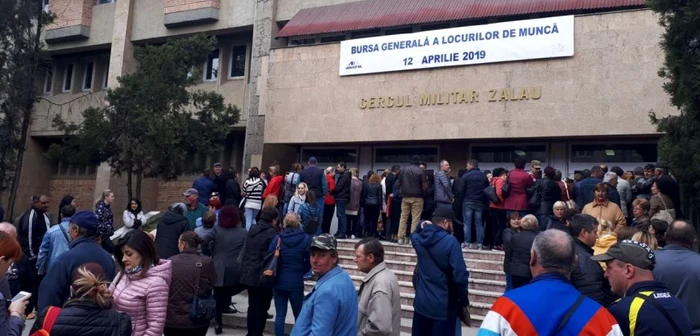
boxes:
[478,273,623,336]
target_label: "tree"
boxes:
[0,0,51,218]
[49,36,240,200]
[647,0,700,212]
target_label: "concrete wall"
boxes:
[263,10,677,144]
[130,0,254,42]
[46,3,116,52]
[276,0,363,21]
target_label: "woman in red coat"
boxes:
[503,158,534,217]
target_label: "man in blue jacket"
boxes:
[192,169,216,206]
[292,234,357,336]
[594,240,692,336]
[576,165,604,208]
[36,205,75,275]
[37,211,116,311]
[411,207,470,334]
[460,159,488,250]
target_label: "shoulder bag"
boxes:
[190,259,216,321]
[484,179,500,204]
[30,306,62,336]
[501,173,511,198]
[528,180,542,208]
[651,196,675,224]
[260,237,282,286]
[562,181,577,210]
[553,294,585,334]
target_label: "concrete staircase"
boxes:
[222,239,505,335]
[328,239,506,333]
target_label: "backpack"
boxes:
[31,306,62,336]
[283,173,298,203]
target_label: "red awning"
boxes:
[277,0,646,38]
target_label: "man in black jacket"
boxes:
[396,156,426,245]
[210,163,230,204]
[15,194,51,315]
[570,214,617,307]
[239,206,279,336]
[332,162,351,239]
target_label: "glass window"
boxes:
[302,148,358,164]
[571,144,657,163]
[471,145,547,163]
[230,46,246,78]
[43,65,53,93]
[103,62,109,88]
[351,29,380,39]
[375,147,438,164]
[320,35,346,43]
[63,63,73,92]
[97,0,114,4]
[289,38,315,46]
[385,27,413,35]
[82,62,93,91]
[204,49,219,81]
[421,23,450,31]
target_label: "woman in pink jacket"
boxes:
[111,230,172,336]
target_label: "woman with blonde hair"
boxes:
[268,213,311,336]
[509,215,539,289]
[632,231,659,250]
[287,183,307,214]
[95,189,116,253]
[593,219,617,269]
[32,264,132,336]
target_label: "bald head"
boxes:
[666,220,697,247]
[531,229,576,276]
[0,222,17,239]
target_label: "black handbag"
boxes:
[484,180,500,204]
[501,173,511,198]
[528,181,542,208]
[260,237,281,286]
[190,260,216,321]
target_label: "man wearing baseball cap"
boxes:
[292,234,357,336]
[411,207,470,334]
[38,211,116,311]
[593,240,692,336]
[183,188,207,230]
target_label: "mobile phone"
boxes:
[11,291,31,302]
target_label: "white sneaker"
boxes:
[351,235,356,239]
[461,243,469,249]
[397,239,405,245]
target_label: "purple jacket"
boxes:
[111,260,172,336]
[0,291,23,336]
[503,168,534,211]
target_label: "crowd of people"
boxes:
[0,156,697,336]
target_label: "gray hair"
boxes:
[169,202,188,216]
[0,223,17,239]
[603,172,618,183]
[531,230,576,276]
[325,166,334,174]
[553,201,567,211]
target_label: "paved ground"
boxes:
[21,293,480,336]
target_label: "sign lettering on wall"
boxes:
[358,87,541,109]
[339,16,574,76]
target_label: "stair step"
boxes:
[336,245,505,262]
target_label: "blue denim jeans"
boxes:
[315,197,325,234]
[335,200,348,235]
[463,202,484,245]
[245,208,259,231]
[505,272,513,292]
[537,214,549,231]
[273,289,304,336]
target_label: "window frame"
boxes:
[96,0,115,4]
[229,45,246,79]
[568,142,659,164]
[300,146,360,165]
[43,65,53,94]
[82,61,94,91]
[203,49,220,82]
[103,62,109,88]
[62,63,74,93]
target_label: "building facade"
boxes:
[9,0,675,221]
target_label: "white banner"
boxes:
[339,15,574,76]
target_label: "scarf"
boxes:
[124,265,143,275]
[28,209,51,259]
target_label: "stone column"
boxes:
[242,0,281,173]
[94,0,136,202]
